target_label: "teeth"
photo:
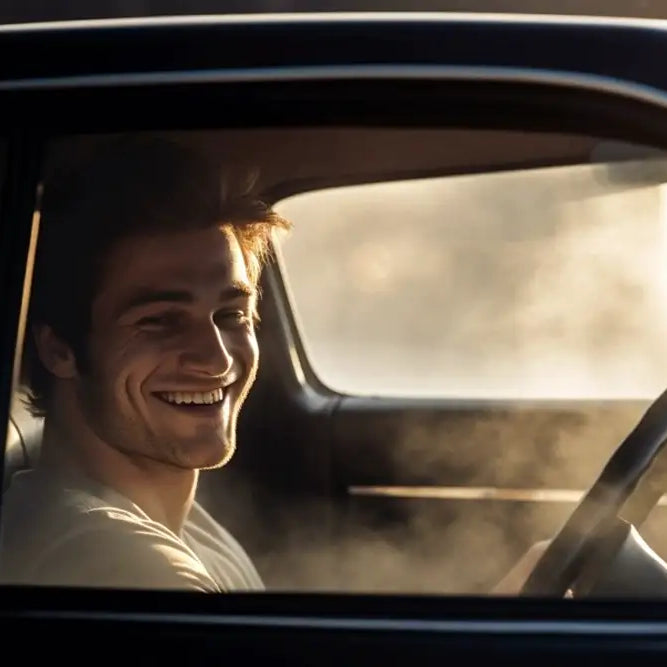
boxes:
[162,389,225,405]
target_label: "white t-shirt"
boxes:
[0,467,263,592]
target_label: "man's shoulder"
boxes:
[29,513,221,591]
[1,468,150,539]
[185,501,264,590]
[0,470,220,591]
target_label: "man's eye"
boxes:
[214,310,252,328]
[137,313,181,329]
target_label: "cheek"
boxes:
[224,328,259,389]
[94,331,173,400]
[239,328,260,371]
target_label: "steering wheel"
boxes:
[520,386,667,597]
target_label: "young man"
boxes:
[0,136,289,591]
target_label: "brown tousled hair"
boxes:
[22,135,291,417]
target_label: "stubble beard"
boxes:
[76,373,189,469]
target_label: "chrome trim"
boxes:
[12,610,667,635]
[0,64,664,116]
[348,485,667,505]
[1,12,666,32]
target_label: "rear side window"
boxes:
[275,161,667,400]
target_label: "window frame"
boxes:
[5,13,667,656]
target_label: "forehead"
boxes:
[98,226,251,302]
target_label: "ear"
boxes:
[32,324,78,379]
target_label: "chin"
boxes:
[186,437,236,471]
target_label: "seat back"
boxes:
[3,396,43,490]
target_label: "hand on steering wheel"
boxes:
[518,387,667,597]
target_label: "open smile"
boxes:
[155,388,225,406]
[153,388,228,418]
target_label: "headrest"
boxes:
[3,395,43,491]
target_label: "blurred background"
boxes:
[277,159,667,401]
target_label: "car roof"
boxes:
[0,13,666,96]
[1,12,667,31]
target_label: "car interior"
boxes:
[7,126,667,596]
[7,11,667,662]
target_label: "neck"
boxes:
[40,403,198,536]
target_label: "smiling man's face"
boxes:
[77,225,259,470]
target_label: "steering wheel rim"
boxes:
[520,386,667,597]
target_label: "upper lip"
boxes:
[155,386,227,393]
[153,376,240,393]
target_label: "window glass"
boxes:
[5,129,667,600]
[276,162,667,399]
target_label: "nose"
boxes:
[180,320,234,378]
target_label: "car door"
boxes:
[7,13,667,661]
[170,17,667,596]
[215,126,667,594]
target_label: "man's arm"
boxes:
[492,540,551,595]
[493,524,667,597]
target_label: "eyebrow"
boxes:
[115,281,254,319]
